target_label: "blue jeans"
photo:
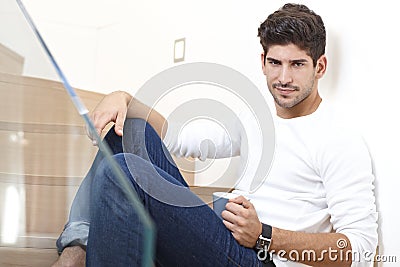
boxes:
[58,119,272,266]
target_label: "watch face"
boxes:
[256,236,271,250]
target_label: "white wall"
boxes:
[6,0,400,264]
[0,0,57,80]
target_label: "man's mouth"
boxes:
[273,84,298,95]
[278,89,295,95]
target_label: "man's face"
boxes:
[261,44,325,110]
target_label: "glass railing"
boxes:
[0,0,155,266]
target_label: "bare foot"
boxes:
[51,246,86,267]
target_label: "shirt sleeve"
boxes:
[319,128,378,266]
[162,118,241,161]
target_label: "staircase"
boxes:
[0,43,227,266]
[0,55,105,265]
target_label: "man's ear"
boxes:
[315,55,327,78]
[261,53,267,75]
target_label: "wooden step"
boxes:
[0,43,24,75]
[0,247,58,267]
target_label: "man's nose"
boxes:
[278,66,293,85]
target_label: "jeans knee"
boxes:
[124,118,159,141]
[124,118,150,136]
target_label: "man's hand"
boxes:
[221,196,262,248]
[86,91,132,145]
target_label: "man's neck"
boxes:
[276,94,322,119]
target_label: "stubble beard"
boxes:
[270,79,315,109]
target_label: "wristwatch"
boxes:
[255,223,272,251]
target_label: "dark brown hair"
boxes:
[258,3,326,66]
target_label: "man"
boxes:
[53,3,377,266]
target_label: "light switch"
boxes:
[174,38,185,63]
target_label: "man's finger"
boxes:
[224,202,244,217]
[222,218,235,231]
[241,199,253,209]
[114,110,127,136]
[229,196,252,209]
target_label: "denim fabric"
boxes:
[56,122,123,252]
[56,119,186,252]
[59,119,273,266]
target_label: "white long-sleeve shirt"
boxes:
[163,102,378,267]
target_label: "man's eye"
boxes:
[293,62,304,67]
[268,60,280,65]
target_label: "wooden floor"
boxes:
[0,247,59,267]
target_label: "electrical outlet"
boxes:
[174,38,185,63]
